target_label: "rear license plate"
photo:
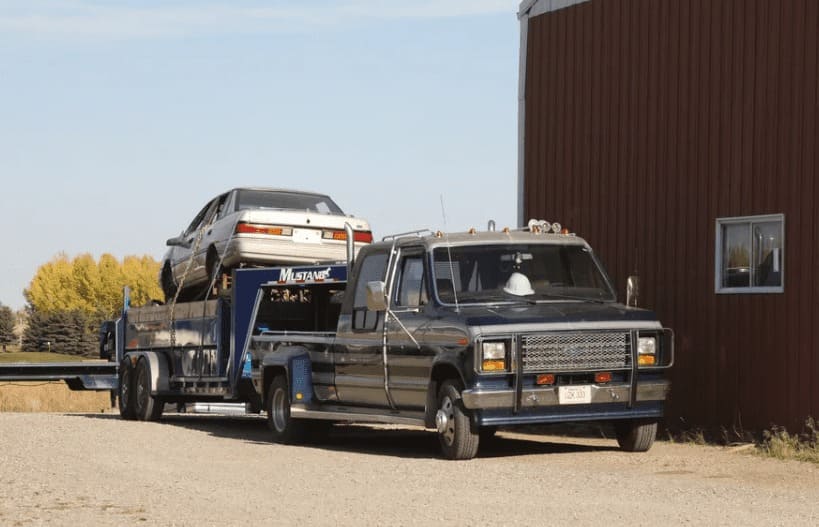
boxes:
[558,385,592,405]
[292,228,322,244]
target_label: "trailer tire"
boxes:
[615,419,657,452]
[436,380,480,460]
[266,376,307,444]
[134,358,164,422]
[118,358,137,421]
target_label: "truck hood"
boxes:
[449,301,658,328]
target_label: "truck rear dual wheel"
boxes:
[436,380,480,460]
[133,358,164,422]
[267,376,308,444]
[615,419,658,452]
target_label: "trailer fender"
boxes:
[261,346,313,405]
[125,351,170,394]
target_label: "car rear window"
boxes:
[235,190,344,215]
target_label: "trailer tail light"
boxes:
[235,222,293,236]
[322,230,374,243]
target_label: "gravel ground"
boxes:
[1,412,817,526]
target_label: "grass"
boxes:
[757,418,819,464]
[0,351,94,363]
[0,350,112,413]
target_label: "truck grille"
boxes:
[520,331,631,372]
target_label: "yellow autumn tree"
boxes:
[24,253,162,319]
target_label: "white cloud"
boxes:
[0,1,517,39]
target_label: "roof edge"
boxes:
[519,0,591,19]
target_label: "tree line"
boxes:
[2,253,163,357]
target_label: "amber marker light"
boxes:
[595,372,612,383]
[482,359,506,371]
[638,355,656,366]
[536,374,555,385]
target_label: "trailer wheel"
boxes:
[615,419,658,452]
[134,358,164,422]
[118,358,137,420]
[436,380,479,460]
[266,376,307,444]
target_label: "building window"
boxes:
[715,214,784,294]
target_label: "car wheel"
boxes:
[206,249,223,298]
[134,358,163,422]
[615,419,658,452]
[161,262,177,303]
[266,376,307,444]
[436,380,480,460]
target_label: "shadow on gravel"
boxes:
[74,413,620,459]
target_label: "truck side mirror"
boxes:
[626,275,640,307]
[366,281,388,311]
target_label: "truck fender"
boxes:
[260,346,313,405]
[425,360,467,428]
[125,351,170,394]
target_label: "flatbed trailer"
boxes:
[0,264,348,420]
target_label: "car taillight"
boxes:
[321,230,373,243]
[235,222,293,236]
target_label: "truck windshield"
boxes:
[431,244,615,304]
[235,190,344,215]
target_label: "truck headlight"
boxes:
[637,337,657,366]
[481,341,508,372]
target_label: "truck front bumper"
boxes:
[461,380,670,427]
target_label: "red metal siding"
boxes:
[523,0,819,430]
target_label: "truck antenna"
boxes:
[439,195,460,312]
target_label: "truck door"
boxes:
[385,249,433,410]
[333,249,390,407]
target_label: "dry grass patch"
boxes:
[758,419,819,464]
[0,382,111,413]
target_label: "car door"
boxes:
[171,197,220,285]
[333,249,390,407]
[385,248,434,410]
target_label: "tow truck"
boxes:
[1,221,673,460]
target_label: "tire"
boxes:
[436,380,480,460]
[266,376,307,444]
[615,419,658,452]
[161,263,177,303]
[118,358,137,420]
[134,358,164,422]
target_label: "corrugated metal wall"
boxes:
[523,0,819,430]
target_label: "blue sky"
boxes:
[0,1,520,310]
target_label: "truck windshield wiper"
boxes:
[534,292,608,304]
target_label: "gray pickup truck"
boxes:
[248,226,673,459]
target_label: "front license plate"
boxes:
[558,385,592,405]
[292,228,322,244]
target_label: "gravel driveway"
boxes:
[1,412,817,526]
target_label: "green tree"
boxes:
[22,309,96,356]
[0,303,15,352]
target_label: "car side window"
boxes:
[352,252,388,331]
[185,201,213,234]
[394,254,427,308]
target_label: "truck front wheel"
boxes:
[615,419,657,452]
[436,380,479,460]
[267,376,307,444]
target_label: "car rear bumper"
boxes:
[223,236,353,267]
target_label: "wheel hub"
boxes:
[435,409,449,434]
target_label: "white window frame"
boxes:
[715,213,785,294]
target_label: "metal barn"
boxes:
[518,0,819,430]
